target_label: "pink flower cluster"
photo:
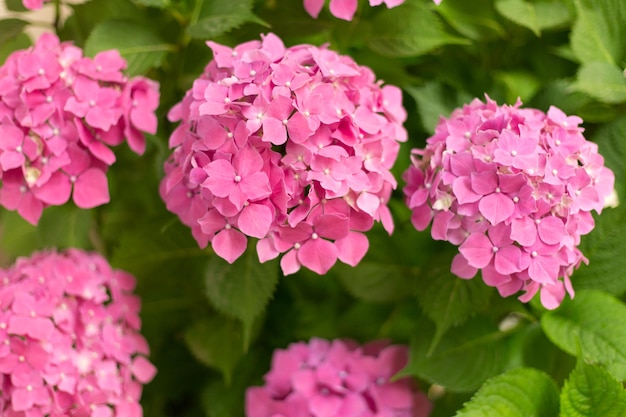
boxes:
[0,32,159,225]
[304,0,441,21]
[161,33,407,274]
[403,97,615,309]
[246,338,432,417]
[304,0,405,21]
[0,249,156,417]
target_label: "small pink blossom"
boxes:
[161,33,406,274]
[245,338,432,417]
[403,96,615,309]
[0,249,155,416]
[21,0,50,10]
[0,32,160,225]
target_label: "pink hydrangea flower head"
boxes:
[161,33,407,274]
[245,338,432,417]
[0,32,160,225]
[0,249,155,416]
[403,96,615,309]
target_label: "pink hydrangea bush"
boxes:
[0,249,156,416]
[0,33,160,225]
[160,33,407,274]
[403,96,615,309]
[245,338,432,417]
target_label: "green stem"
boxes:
[54,0,62,34]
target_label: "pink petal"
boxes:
[33,171,72,205]
[458,233,493,269]
[73,168,110,208]
[237,203,273,238]
[303,0,325,18]
[131,356,157,383]
[314,213,349,240]
[280,249,301,275]
[494,245,523,275]
[510,217,537,247]
[329,0,358,20]
[11,388,33,412]
[478,192,514,225]
[335,231,369,266]
[212,228,247,264]
[298,238,338,274]
[537,216,566,245]
[451,253,477,279]
[310,393,343,417]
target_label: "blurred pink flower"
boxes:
[304,0,441,20]
[246,338,432,417]
[0,32,160,225]
[0,249,155,416]
[403,96,615,309]
[22,0,49,9]
[161,33,406,274]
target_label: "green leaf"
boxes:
[187,0,261,39]
[63,0,142,45]
[335,262,418,303]
[200,349,267,417]
[0,19,28,46]
[36,205,94,250]
[131,0,170,8]
[5,0,28,12]
[561,362,626,417]
[454,368,560,417]
[184,315,244,385]
[406,82,473,134]
[204,244,279,348]
[436,0,506,41]
[0,32,30,63]
[572,62,626,104]
[415,255,494,353]
[505,322,576,386]
[541,290,626,380]
[368,0,468,58]
[399,318,509,392]
[570,0,626,65]
[495,71,542,103]
[495,0,572,37]
[84,19,171,75]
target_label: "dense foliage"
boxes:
[0,0,625,416]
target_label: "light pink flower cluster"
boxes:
[403,97,615,309]
[0,249,156,417]
[246,338,432,417]
[0,32,159,225]
[161,33,407,274]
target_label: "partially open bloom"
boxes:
[0,249,156,416]
[161,33,406,274]
[0,32,160,224]
[245,338,432,417]
[403,96,615,309]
